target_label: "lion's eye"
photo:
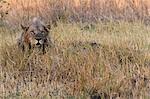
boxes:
[41,31,45,34]
[30,31,35,34]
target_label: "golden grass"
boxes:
[0,0,150,98]
[1,0,150,27]
[0,21,150,98]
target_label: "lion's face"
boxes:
[27,25,49,46]
[21,17,50,46]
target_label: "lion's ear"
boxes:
[21,24,29,31]
[43,24,51,32]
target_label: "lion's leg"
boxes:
[42,44,46,54]
[22,44,25,52]
[29,43,31,50]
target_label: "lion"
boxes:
[17,17,52,54]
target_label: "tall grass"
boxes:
[1,0,150,28]
[0,0,150,98]
[0,21,150,98]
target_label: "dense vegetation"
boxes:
[0,0,150,98]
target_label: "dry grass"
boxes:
[0,0,150,98]
[0,21,150,98]
[0,0,150,27]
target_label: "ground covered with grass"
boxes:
[0,22,150,98]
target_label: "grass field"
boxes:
[0,21,150,98]
[0,0,150,98]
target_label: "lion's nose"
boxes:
[36,38,41,41]
[35,33,44,40]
